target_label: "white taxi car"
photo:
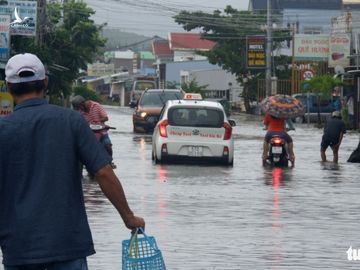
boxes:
[152,95,236,165]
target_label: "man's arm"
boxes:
[95,164,145,229]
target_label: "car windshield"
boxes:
[168,107,224,128]
[134,81,156,91]
[140,91,182,107]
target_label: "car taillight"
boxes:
[223,146,229,156]
[223,122,232,140]
[273,138,282,145]
[159,119,168,137]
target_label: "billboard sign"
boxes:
[328,33,350,68]
[294,34,329,61]
[246,35,266,69]
[0,0,37,36]
[0,90,14,117]
[0,14,11,61]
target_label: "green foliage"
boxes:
[300,75,343,127]
[301,75,343,99]
[180,79,208,94]
[165,81,180,89]
[10,0,106,102]
[73,85,101,102]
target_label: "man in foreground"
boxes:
[321,111,346,163]
[0,53,144,270]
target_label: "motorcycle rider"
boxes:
[262,113,295,166]
[71,95,116,168]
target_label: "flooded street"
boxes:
[2,106,360,269]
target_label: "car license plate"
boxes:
[272,146,282,154]
[188,146,202,157]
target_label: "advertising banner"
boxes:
[0,14,11,61]
[0,90,14,117]
[294,34,329,61]
[0,0,37,36]
[246,35,266,69]
[328,33,350,68]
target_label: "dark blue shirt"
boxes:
[0,98,112,266]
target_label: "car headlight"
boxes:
[136,111,147,118]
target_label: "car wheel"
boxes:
[133,124,142,133]
[152,150,160,164]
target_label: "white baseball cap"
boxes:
[5,53,46,83]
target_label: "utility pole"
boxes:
[266,0,272,97]
[36,0,46,47]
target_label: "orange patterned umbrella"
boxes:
[261,94,305,118]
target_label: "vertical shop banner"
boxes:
[247,35,266,69]
[0,88,14,116]
[328,33,350,68]
[294,34,329,61]
[0,14,11,61]
[0,0,37,36]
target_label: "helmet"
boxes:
[332,111,341,118]
[71,95,85,109]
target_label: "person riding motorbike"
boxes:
[71,95,116,169]
[262,113,295,166]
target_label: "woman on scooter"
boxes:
[262,113,295,166]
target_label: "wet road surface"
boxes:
[1,106,359,270]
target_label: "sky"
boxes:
[83,0,250,38]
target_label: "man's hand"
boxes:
[123,213,145,230]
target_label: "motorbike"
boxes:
[264,136,289,167]
[89,124,116,140]
[86,124,117,177]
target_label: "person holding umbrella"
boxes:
[261,94,305,167]
[262,113,295,166]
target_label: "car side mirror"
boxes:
[228,119,236,127]
[129,100,137,108]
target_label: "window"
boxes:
[168,107,224,127]
[140,91,183,107]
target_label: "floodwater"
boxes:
[1,107,360,270]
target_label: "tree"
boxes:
[174,6,290,112]
[301,75,343,127]
[10,0,106,104]
[181,79,208,95]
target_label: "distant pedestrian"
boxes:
[0,53,145,270]
[347,95,355,129]
[321,111,346,163]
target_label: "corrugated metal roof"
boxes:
[139,51,155,60]
[114,50,134,59]
[169,33,215,51]
[152,40,173,57]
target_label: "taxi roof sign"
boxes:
[183,93,203,100]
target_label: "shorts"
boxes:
[99,133,112,146]
[321,135,339,150]
[265,131,293,143]
[4,258,88,270]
